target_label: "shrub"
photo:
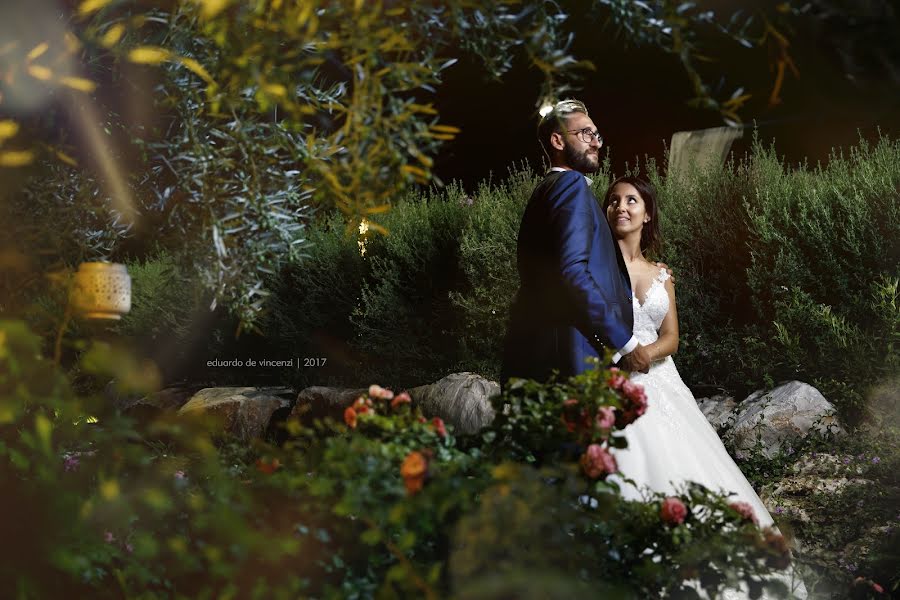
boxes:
[0,322,802,598]
[657,133,900,421]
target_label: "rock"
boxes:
[290,386,368,424]
[760,452,876,560]
[178,387,295,441]
[726,381,844,458]
[409,372,499,435]
[696,394,738,432]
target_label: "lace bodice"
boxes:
[632,268,670,345]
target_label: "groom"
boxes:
[501,99,651,386]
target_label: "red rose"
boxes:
[661,496,687,525]
[431,417,447,438]
[391,391,412,409]
[607,373,626,390]
[580,444,618,479]
[729,501,759,525]
[344,406,358,428]
[352,396,372,414]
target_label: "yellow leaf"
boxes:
[366,221,389,236]
[427,133,455,141]
[0,150,34,167]
[59,76,97,93]
[77,0,113,17]
[100,479,120,501]
[177,56,215,85]
[35,414,53,454]
[56,150,78,166]
[385,7,405,16]
[100,24,125,48]
[26,42,49,61]
[416,153,434,168]
[0,120,19,142]
[408,103,438,115]
[365,204,391,214]
[196,0,230,20]
[127,46,171,65]
[354,0,364,12]
[27,64,53,80]
[401,164,429,179]
[262,83,287,98]
[429,124,460,134]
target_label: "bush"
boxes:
[0,321,800,598]
[265,136,896,426]
[657,133,900,421]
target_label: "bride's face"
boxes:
[606,182,649,238]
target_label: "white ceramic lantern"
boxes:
[71,262,131,320]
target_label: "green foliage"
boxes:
[1,319,800,598]
[263,171,541,389]
[117,252,199,342]
[657,133,900,421]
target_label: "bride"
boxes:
[602,176,806,598]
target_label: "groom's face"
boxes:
[561,113,602,174]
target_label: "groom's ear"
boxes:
[550,131,565,151]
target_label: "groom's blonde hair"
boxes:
[538,99,589,161]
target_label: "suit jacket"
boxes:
[501,170,634,385]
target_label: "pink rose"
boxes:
[661,497,687,525]
[622,380,647,406]
[873,582,884,593]
[391,391,411,409]
[729,501,759,525]
[368,384,394,401]
[580,444,618,479]
[595,406,616,430]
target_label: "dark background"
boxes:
[432,7,900,190]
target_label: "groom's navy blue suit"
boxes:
[501,170,634,385]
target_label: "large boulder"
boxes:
[696,394,738,432]
[409,372,499,435]
[290,386,368,424]
[178,387,295,441]
[726,381,843,458]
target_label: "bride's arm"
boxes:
[647,277,679,361]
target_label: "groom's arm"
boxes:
[547,171,635,354]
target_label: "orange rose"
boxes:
[344,406,358,428]
[401,451,428,495]
[255,457,281,474]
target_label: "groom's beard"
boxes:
[563,143,600,174]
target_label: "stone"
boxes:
[290,386,368,424]
[726,381,844,458]
[409,372,499,435]
[178,387,295,441]
[696,394,738,432]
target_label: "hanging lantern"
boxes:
[71,262,131,320]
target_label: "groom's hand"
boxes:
[621,343,651,374]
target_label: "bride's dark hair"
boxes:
[602,176,662,257]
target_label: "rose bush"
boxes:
[2,323,807,598]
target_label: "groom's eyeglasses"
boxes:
[567,128,603,145]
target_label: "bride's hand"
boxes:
[654,261,675,285]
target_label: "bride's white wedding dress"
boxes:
[611,268,807,599]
